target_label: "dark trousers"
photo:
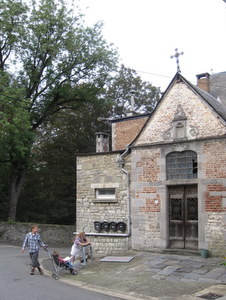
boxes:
[29,251,40,268]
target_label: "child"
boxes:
[21,224,47,275]
[70,231,91,263]
[52,251,77,275]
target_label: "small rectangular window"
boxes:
[96,188,115,198]
[95,188,116,202]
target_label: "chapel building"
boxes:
[76,72,226,257]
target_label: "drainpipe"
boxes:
[118,146,131,237]
[74,147,131,238]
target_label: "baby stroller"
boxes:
[45,248,77,280]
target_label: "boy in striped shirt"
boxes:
[22,225,47,275]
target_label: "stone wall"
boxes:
[131,147,162,251]
[202,139,226,256]
[0,222,131,257]
[76,80,226,256]
[205,213,226,257]
[131,137,226,255]
[129,81,226,255]
[0,222,75,247]
[135,83,226,146]
[90,236,131,257]
[76,152,132,255]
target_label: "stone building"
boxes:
[76,72,226,257]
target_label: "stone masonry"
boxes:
[76,73,226,257]
[76,152,132,256]
[130,82,226,256]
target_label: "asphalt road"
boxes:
[0,244,122,300]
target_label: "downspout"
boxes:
[118,146,131,237]
[74,147,131,237]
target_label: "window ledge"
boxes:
[166,179,198,185]
[93,198,118,203]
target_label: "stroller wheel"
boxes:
[52,273,59,280]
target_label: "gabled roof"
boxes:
[179,73,226,122]
[129,72,226,147]
[160,72,226,122]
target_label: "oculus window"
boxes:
[166,151,197,180]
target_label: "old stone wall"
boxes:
[130,137,226,255]
[0,222,75,247]
[0,222,132,257]
[89,236,131,257]
[131,147,162,251]
[202,139,226,256]
[76,80,226,256]
[205,213,226,257]
[76,152,131,255]
[135,83,226,146]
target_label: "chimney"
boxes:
[127,91,136,117]
[96,132,109,152]
[196,72,210,93]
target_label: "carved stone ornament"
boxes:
[173,104,187,121]
[163,124,173,140]
[189,125,199,137]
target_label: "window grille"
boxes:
[166,151,197,180]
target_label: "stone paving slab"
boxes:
[144,254,226,283]
[192,268,209,275]
[177,266,193,272]
[151,263,167,269]
[41,248,226,300]
[184,273,204,280]
[218,274,226,281]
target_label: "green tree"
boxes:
[16,85,111,224]
[105,64,161,117]
[0,0,118,220]
[16,65,160,224]
[0,163,10,220]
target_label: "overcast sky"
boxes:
[75,0,226,91]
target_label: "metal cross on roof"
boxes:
[170,48,184,73]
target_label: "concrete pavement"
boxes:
[41,248,226,300]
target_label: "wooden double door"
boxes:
[169,185,198,249]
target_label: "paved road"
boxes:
[0,245,122,300]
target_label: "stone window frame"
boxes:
[95,188,115,200]
[166,150,198,180]
[91,183,119,203]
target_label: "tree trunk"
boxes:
[8,168,26,221]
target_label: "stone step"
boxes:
[161,248,200,256]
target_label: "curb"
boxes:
[40,256,226,300]
[40,258,157,300]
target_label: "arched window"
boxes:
[166,151,197,180]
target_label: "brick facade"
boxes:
[112,115,149,151]
[129,81,226,255]
[76,73,226,257]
